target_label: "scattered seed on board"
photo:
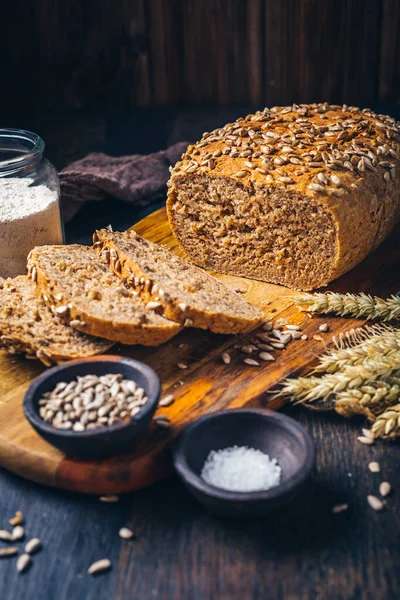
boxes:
[313,335,324,342]
[285,324,301,331]
[319,323,329,332]
[119,527,135,540]
[243,358,260,366]
[154,415,171,428]
[221,352,231,365]
[0,530,13,541]
[9,511,23,526]
[159,395,174,407]
[259,352,275,362]
[241,345,254,354]
[177,363,188,370]
[99,495,119,503]
[25,538,41,555]
[0,547,18,558]
[379,482,391,497]
[12,526,25,541]
[17,554,32,573]
[332,503,349,514]
[357,436,374,446]
[88,559,112,576]
[367,495,384,511]
[263,322,273,331]
[301,334,308,340]
[368,462,380,473]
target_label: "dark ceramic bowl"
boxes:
[23,355,161,460]
[173,408,314,517]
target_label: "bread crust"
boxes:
[167,104,400,290]
[93,229,262,334]
[27,246,182,346]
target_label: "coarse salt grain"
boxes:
[201,445,281,492]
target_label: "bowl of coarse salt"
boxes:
[173,408,314,516]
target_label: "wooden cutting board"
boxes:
[0,208,399,495]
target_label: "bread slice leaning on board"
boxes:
[0,276,113,365]
[166,103,400,291]
[93,228,263,334]
[27,245,182,346]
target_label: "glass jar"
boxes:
[0,128,64,278]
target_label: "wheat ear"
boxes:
[334,379,400,420]
[371,404,400,438]
[295,292,400,322]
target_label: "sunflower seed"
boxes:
[368,462,380,473]
[262,322,274,331]
[0,530,13,541]
[309,183,325,192]
[17,554,32,573]
[332,503,349,514]
[367,495,384,511]
[221,352,231,365]
[154,416,171,428]
[12,526,24,541]
[99,495,119,503]
[257,343,274,351]
[270,342,285,349]
[259,352,275,362]
[330,175,342,187]
[285,324,301,331]
[159,394,174,407]
[147,301,162,310]
[243,358,260,366]
[88,558,112,575]
[25,538,41,555]
[301,334,308,340]
[357,436,374,445]
[379,482,391,497]
[0,547,18,558]
[177,362,188,370]
[241,345,254,354]
[119,527,135,540]
[319,323,329,332]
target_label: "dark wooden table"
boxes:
[1,108,399,600]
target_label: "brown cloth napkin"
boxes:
[59,141,189,222]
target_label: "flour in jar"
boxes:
[0,178,63,278]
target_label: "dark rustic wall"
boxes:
[2,0,400,112]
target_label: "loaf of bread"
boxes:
[27,245,182,345]
[167,104,400,290]
[0,276,113,365]
[93,228,262,334]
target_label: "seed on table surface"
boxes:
[368,462,380,473]
[379,482,391,497]
[88,558,112,576]
[177,362,188,370]
[319,323,329,332]
[154,415,171,428]
[159,394,174,407]
[367,495,384,511]
[99,495,119,503]
[9,511,23,526]
[313,335,324,342]
[0,547,18,558]
[332,503,349,514]
[119,527,135,540]
[362,428,374,439]
[301,334,308,340]
[270,342,285,350]
[241,345,254,354]
[257,333,275,343]
[25,538,41,555]
[0,530,13,541]
[243,358,260,366]
[17,554,32,573]
[12,526,24,541]
[259,352,275,362]
[263,322,274,331]
[285,324,301,331]
[357,436,374,446]
[290,331,303,340]
[221,352,231,365]
[279,333,292,345]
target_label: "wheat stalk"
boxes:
[295,292,400,322]
[334,379,400,421]
[371,404,400,438]
[279,357,400,404]
[314,331,400,373]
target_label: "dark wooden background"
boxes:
[2,0,400,113]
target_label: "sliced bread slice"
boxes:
[93,228,263,334]
[0,276,113,365]
[27,245,182,346]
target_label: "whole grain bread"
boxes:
[93,228,263,334]
[167,103,400,290]
[27,245,182,345]
[0,276,113,365]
